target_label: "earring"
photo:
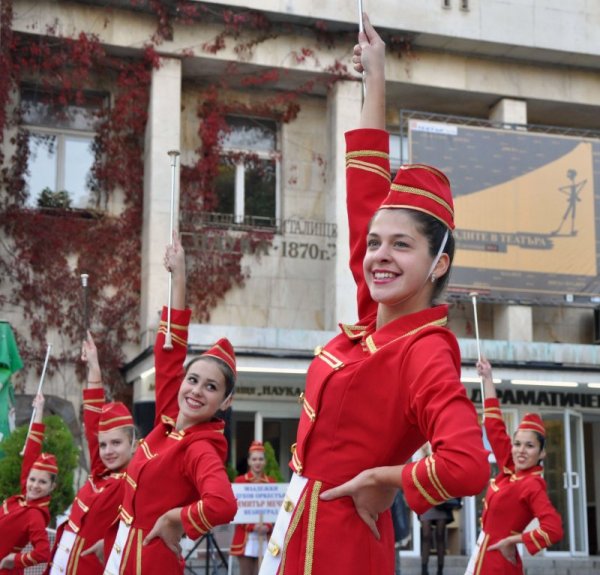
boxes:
[431,273,436,283]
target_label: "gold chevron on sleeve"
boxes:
[537,527,552,547]
[345,149,389,160]
[425,455,453,501]
[157,327,187,347]
[158,319,188,332]
[346,159,390,181]
[411,460,442,506]
[197,500,214,532]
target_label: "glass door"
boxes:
[544,410,588,556]
[565,410,588,555]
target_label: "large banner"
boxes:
[408,120,600,305]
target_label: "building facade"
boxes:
[2,0,600,563]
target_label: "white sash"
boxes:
[464,531,485,575]
[244,532,261,558]
[258,473,308,575]
[103,521,131,575]
[49,530,77,575]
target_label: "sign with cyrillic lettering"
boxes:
[232,483,289,524]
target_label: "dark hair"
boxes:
[185,356,235,397]
[535,432,546,465]
[369,208,455,303]
[533,431,546,451]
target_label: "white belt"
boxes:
[258,473,308,575]
[103,521,131,575]
[49,530,77,575]
[465,530,485,575]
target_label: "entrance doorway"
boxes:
[583,415,600,555]
[232,413,298,481]
[544,410,588,556]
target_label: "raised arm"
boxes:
[346,13,391,319]
[354,13,386,130]
[81,331,106,475]
[20,394,45,490]
[478,357,513,469]
[154,234,191,423]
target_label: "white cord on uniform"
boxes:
[427,229,449,281]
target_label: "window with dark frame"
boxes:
[20,87,107,210]
[215,116,279,229]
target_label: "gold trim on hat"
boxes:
[399,163,450,186]
[379,204,452,229]
[99,415,134,428]
[203,343,236,372]
[389,183,454,217]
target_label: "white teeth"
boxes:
[374,272,396,279]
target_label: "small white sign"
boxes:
[232,483,289,524]
[410,120,458,136]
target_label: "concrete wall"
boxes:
[4,0,600,406]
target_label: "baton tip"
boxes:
[163,333,173,351]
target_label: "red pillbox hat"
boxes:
[98,402,134,433]
[32,453,58,475]
[248,440,265,453]
[202,338,236,376]
[379,163,455,230]
[518,413,545,438]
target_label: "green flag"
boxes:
[0,322,23,453]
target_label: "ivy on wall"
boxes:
[0,10,158,396]
[0,0,413,396]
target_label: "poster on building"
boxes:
[408,120,600,305]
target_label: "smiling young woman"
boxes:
[0,395,56,573]
[258,13,489,575]
[44,333,136,575]
[465,358,563,575]
[103,235,237,575]
[231,441,276,575]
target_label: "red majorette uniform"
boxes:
[45,395,133,575]
[104,308,237,575]
[259,128,490,575]
[0,424,56,574]
[230,442,276,558]
[466,401,563,574]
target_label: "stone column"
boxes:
[490,98,532,341]
[140,57,182,347]
[325,80,363,329]
[254,411,264,443]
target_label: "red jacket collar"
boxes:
[339,305,449,354]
